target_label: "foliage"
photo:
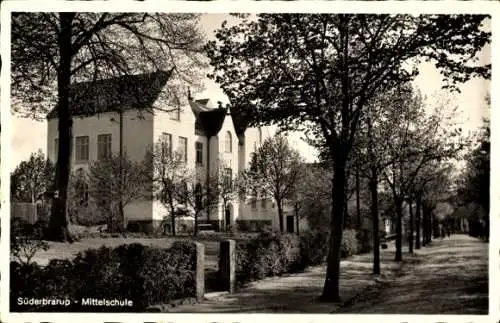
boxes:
[10,241,197,312]
[299,230,330,266]
[235,232,303,284]
[12,13,208,241]
[87,154,149,232]
[10,150,55,203]
[10,218,50,265]
[241,134,304,233]
[207,13,490,300]
[146,142,189,236]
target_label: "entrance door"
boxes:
[286,215,294,233]
[225,203,233,231]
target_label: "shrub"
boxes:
[10,241,197,312]
[341,229,360,258]
[299,230,329,266]
[10,218,49,265]
[234,232,301,285]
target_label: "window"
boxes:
[178,136,188,162]
[170,107,181,121]
[225,131,232,153]
[223,168,232,188]
[75,136,89,162]
[195,142,203,164]
[97,134,112,160]
[54,138,58,160]
[161,133,172,157]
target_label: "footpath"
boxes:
[167,234,487,313]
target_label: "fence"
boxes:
[11,202,38,224]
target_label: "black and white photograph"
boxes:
[0,1,494,319]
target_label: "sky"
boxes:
[8,14,491,172]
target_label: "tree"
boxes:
[146,141,188,236]
[11,151,55,203]
[11,13,207,241]
[207,14,489,301]
[87,154,149,232]
[242,134,303,233]
[456,119,489,238]
[214,158,239,231]
[180,171,219,236]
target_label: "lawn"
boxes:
[20,236,220,273]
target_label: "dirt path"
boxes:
[338,234,488,314]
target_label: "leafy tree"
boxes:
[146,141,188,236]
[207,14,489,301]
[11,150,55,203]
[457,119,489,238]
[87,154,149,232]
[241,134,303,233]
[11,13,207,241]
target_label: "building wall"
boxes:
[47,109,154,166]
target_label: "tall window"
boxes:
[178,136,188,162]
[225,131,232,153]
[195,183,203,210]
[54,138,58,160]
[250,188,257,209]
[195,142,203,164]
[75,136,89,162]
[161,133,172,157]
[97,134,112,160]
[223,168,232,188]
[170,107,181,121]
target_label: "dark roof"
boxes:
[189,99,227,137]
[46,70,173,119]
[229,105,250,137]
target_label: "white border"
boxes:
[1,1,498,323]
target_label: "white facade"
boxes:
[46,95,285,231]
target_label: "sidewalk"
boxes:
[166,242,405,313]
[338,234,488,314]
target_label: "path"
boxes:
[339,234,488,314]
[167,234,487,313]
[166,243,404,313]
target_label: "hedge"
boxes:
[234,229,367,286]
[10,241,197,312]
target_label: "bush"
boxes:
[234,232,302,285]
[341,229,360,258]
[10,218,49,265]
[10,241,198,312]
[299,230,329,266]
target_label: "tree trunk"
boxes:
[320,161,346,302]
[194,212,198,237]
[415,195,421,249]
[408,197,414,254]
[394,198,403,262]
[356,162,361,229]
[47,13,75,243]
[119,109,125,231]
[277,199,284,233]
[295,203,300,236]
[369,172,380,275]
[170,200,176,236]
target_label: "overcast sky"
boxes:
[8,14,491,172]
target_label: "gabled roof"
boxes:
[189,99,227,137]
[46,70,173,119]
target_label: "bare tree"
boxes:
[87,154,149,232]
[146,141,188,236]
[11,13,207,241]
